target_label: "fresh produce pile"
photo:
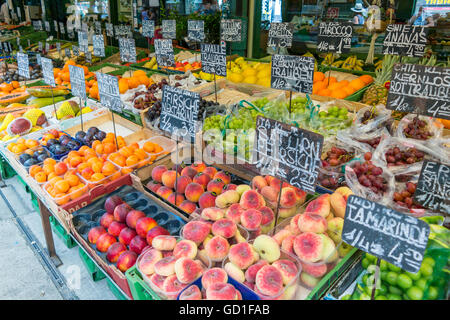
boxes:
[224,57,271,87]
[320,53,380,72]
[312,72,373,99]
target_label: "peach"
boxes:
[280,187,298,208]
[151,165,168,183]
[152,235,177,251]
[251,175,268,191]
[272,259,298,285]
[300,272,321,288]
[149,273,166,291]
[260,185,278,202]
[228,242,255,269]
[135,216,158,238]
[268,176,282,190]
[279,206,297,218]
[179,285,202,300]
[179,200,197,214]
[198,192,217,209]
[224,262,245,283]
[304,194,331,218]
[294,187,307,205]
[255,265,284,297]
[212,219,237,238]
[320,234,338,263]
[104,195,124,214]
[205,235,230,261]
[181,166,198,179]
[129,235,148,254]
[225,203,245,224]
[175,257,203,284]
[215,190,240,208]
[330,192,346,218]
[117,250,137,272]
[235,228,247,243]
[193,172,211,189]
[154,255,177,276]
[106,242,127,263]
[239,190,265,210]
[297,213,327,234]
[335,186,353,202]
[203,166,218,179]
[190,162,206,173]
[173,239,198,259]
[327,217,344,244]
[139,248,163,275]
[207,178,225,195]
[253,235,281,263]
[161,170,179,189]
[100,213,115,229]
[146,226,170,246]
[125,210,146,229]
[301,261,327,278]
[259,206,274,225]
[223,184,237,191]
[206,282,237,300]
[182,221,211,244]
[184,183,204,203]
[146,181,162,193]
[119,227,137,245]
[293,232,324,263]
[201,207,224,221]
[163,274,188,299]
[113,203,132,223]
[281,235,296,255]
[167,193,185,206]
[236,184,251,196]
[289,214,302,235]
[156,186,173,199]
[213,171,231,185]
[240,209,262,230]
[244,281,255,290]
[245,260,268,283]
[202,268,228,289]
[108,221,126,237]
[96,233,117,252]
[175,175,192,194]
[88,226,107,244]
[272,229,293,246]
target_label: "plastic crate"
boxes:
[29,189,40,213]
[0,154,16,179]
[49,216,77,249]
[78,247,106,282]
[345,85,370,102]
[107,278,129,300]
[125,265,161,300]
[112,109,143,126]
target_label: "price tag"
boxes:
[383,24,428,58]
[17,52,30,79]
[16,37,20,47]
[115,25,132,39]
[59,22,65,34]
[96,72,123,112]
[45,21,50,32]
[82,22,88,33]
[38,42,43,52]
[78,31,89,53]
[17,7,21,20]
[188,20,205,42]
[317,22,352,54]
[386,63,450,119]
[27,39,31,47]
[33,20,43,31]
[93,35,105,57]
[118,38,137,64]
[142,20,155,38]
[56,42,61,52]
[154,39,175,68]
[253,116,324,193]
[69,64,87,100]
[201,42,227,77]
[65,48,71,58]
[162,20,176,39]
[220,19,242,42]
[268,22,294,48]
[160,86,200,142]
[3,42,9,53]
[95,21,102,34]
[106,23,114,37]
[41,57,56,87]
[72,45,80,57]
[413,161,450,215]
[36,53,42,66]
[85,51,92,64]
[343,195,430,273]
[271,54,314,94]
[54,20,58,33]
[45,42,50,52]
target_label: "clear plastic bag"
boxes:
[121,85,148,112]
[351,104,393,135]
[395,113,443,144]
[336,129,374,154]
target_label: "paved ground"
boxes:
[0,176,116,300]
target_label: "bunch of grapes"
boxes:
[385,147,425,166]
[321,146,354,167]
[357,136,382,149]
[393,182,423,209]
[203,114,226,131]
[145,101,162,122]
[198,99,220,121]
[403,117,433,140]
[352,152,387,194]
[361,109,378,124]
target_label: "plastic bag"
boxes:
[336,128,374,154]
[395,113,443,144]
[351,104,393,135]
[121,85,147,112]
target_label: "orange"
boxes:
[105,132,116,140]
[77,163,90,174]
[121,167,133,175]
[70,184,86,200]
[313,81,328,92]
[119,146,133,158]
[118,79,129,94]
[87,157,101,166]
[134,149,147,161]
[47,172,59,181]
[103,142,116,154]
[102,162,116,175]
[29,165,43,178]
[313,72,325,83]
[78,145,90,156]
[82,66,89,75]
[55,195,69,205]
[330,90,347,99]
[153,144,163,153]
[89,86,99,100]
[126,155,139,167]
[349,78,366,91]
[318,88,332,96]
[91,173,105,182]
[128,77,140,89]
[65,174,80,187]
[55,180,70,193]
[11,81,20,89]
[95,144,104,154]
[133,70,147,78]
[68,151,81,158]
[91,140,101,150]
[43,164,55,175]
[343,86,356,97]
[92,161,103,173]
[328,82,343,91]
[359,75,374,85]
[61,72,70,82]
[143,141,155,153]
[110,171,122,181]
[49,176,63,185]
[324,77,337,85]
[112,154,126,167]
[138,75,150,87]
[128,142,139,151]
[34,171,47,183]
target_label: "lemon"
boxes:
[228,73,244,83]
[257,78,271,87]
[242,68,257,77]
[244,76,257,84]
[257,69,271,79]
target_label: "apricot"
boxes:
[29,165,43,178]
[55,180,70,193]
[65,174,80,187]
[43,158,57,166]
[35,171,47,183]
[126,155,139,167]
[91,173,105,182]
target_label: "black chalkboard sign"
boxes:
[220,19,242,42]
[45,42,50,52]
[343,195,430,273]
[38,42,43,52]
[268,22,294,48]
[82,22,88,33]
[85,51,92,64]
[93,35,105,57]
[54,20,58,33]
[154,39,175,68]
[78,31,89,53]
[386,63,450,120]
[115,25,132,39]
[271,54,315,94]
[253,116,324,194]
[413,161,450,215]
[383,24,428,58]
[56,42,61,53]
[45,21,51,32]
[317,22,353,54]
[201,42,227,77]
[69,65,87,100]
[118,38,137,64]
[188,20,205,42]
[33,20,43,31]
[97,72,123,113]
[160,86,200,141]
[95,21,102,34]
[36,54,41,66]
[65,48,71,58]
[142,20,155,38]
[41,57,55,87]
[106,23,114,37]
[17,52,30,79]
[162,20,176,39]
[72,45,80,57]
[59,22,65,34]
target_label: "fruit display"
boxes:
[40,130,82,158]
[178,276,249,300]
[320,53,379,72]
[312,72,373,99]
[225,57,272,87]
[16,146,50,168]
[0,64,42,83]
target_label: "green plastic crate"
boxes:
[0,154,16,179]
[89,63,129,75]
[107,279,128,300]
[318,65,376,77]
[29,189,39,213]
[113,109,143,126]
[49,216,77,249]
[125,265,161,300]
[344,85,370,102]
[78,247,106,282]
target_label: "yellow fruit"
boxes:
[256,78,271,87]
[257,69,271,79]
[228,73,244,83]
[243,76,257,84]
[242,68,257,77]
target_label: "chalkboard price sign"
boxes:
[253,116,324,193]
[317,22,352,54]
[142,20,155,38]
[160,86,200,141]
[220,19,242,42]
[162,20,176,39]
[17,52,30,79]
[201,42,227,77]
[94,21,102,34]
[188,20,205,42]
[41,57,56,87]
[271,54,315,94]
[78,31,89,53]
[45,21,51,32]
[386,63,450,120]
[65,48,71,58]
[54,20,58,33]
[383,24,428,57]
[36,54,41,67]
[115,25,132,39]
[93,35,105,57]
[38,42,43,52]
[56,42,61,53]
[154,39,175,68]
[85,51,92,64]
[268,22,294,48]
[59,22,65,34]
[69,65,87,100]
[118,38,137,64]
[45,42,50,52]
[343,195,430,273]
[72,45,80,57]
[33,20,43,31]
[96,72,123,113]
[106,23,114,37]
[413,161,450,215]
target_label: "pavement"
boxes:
[0,175,117,300]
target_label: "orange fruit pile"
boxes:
[91,133,126,157]
[54,60,95,89]
[108,143,151,174]
[143,141,166,161]
[43,170,87,205]
[7,138,40,154]
[117,70,154,94]
[29,158,69,183]
[0,81,26,97]
[312,72,373,99]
